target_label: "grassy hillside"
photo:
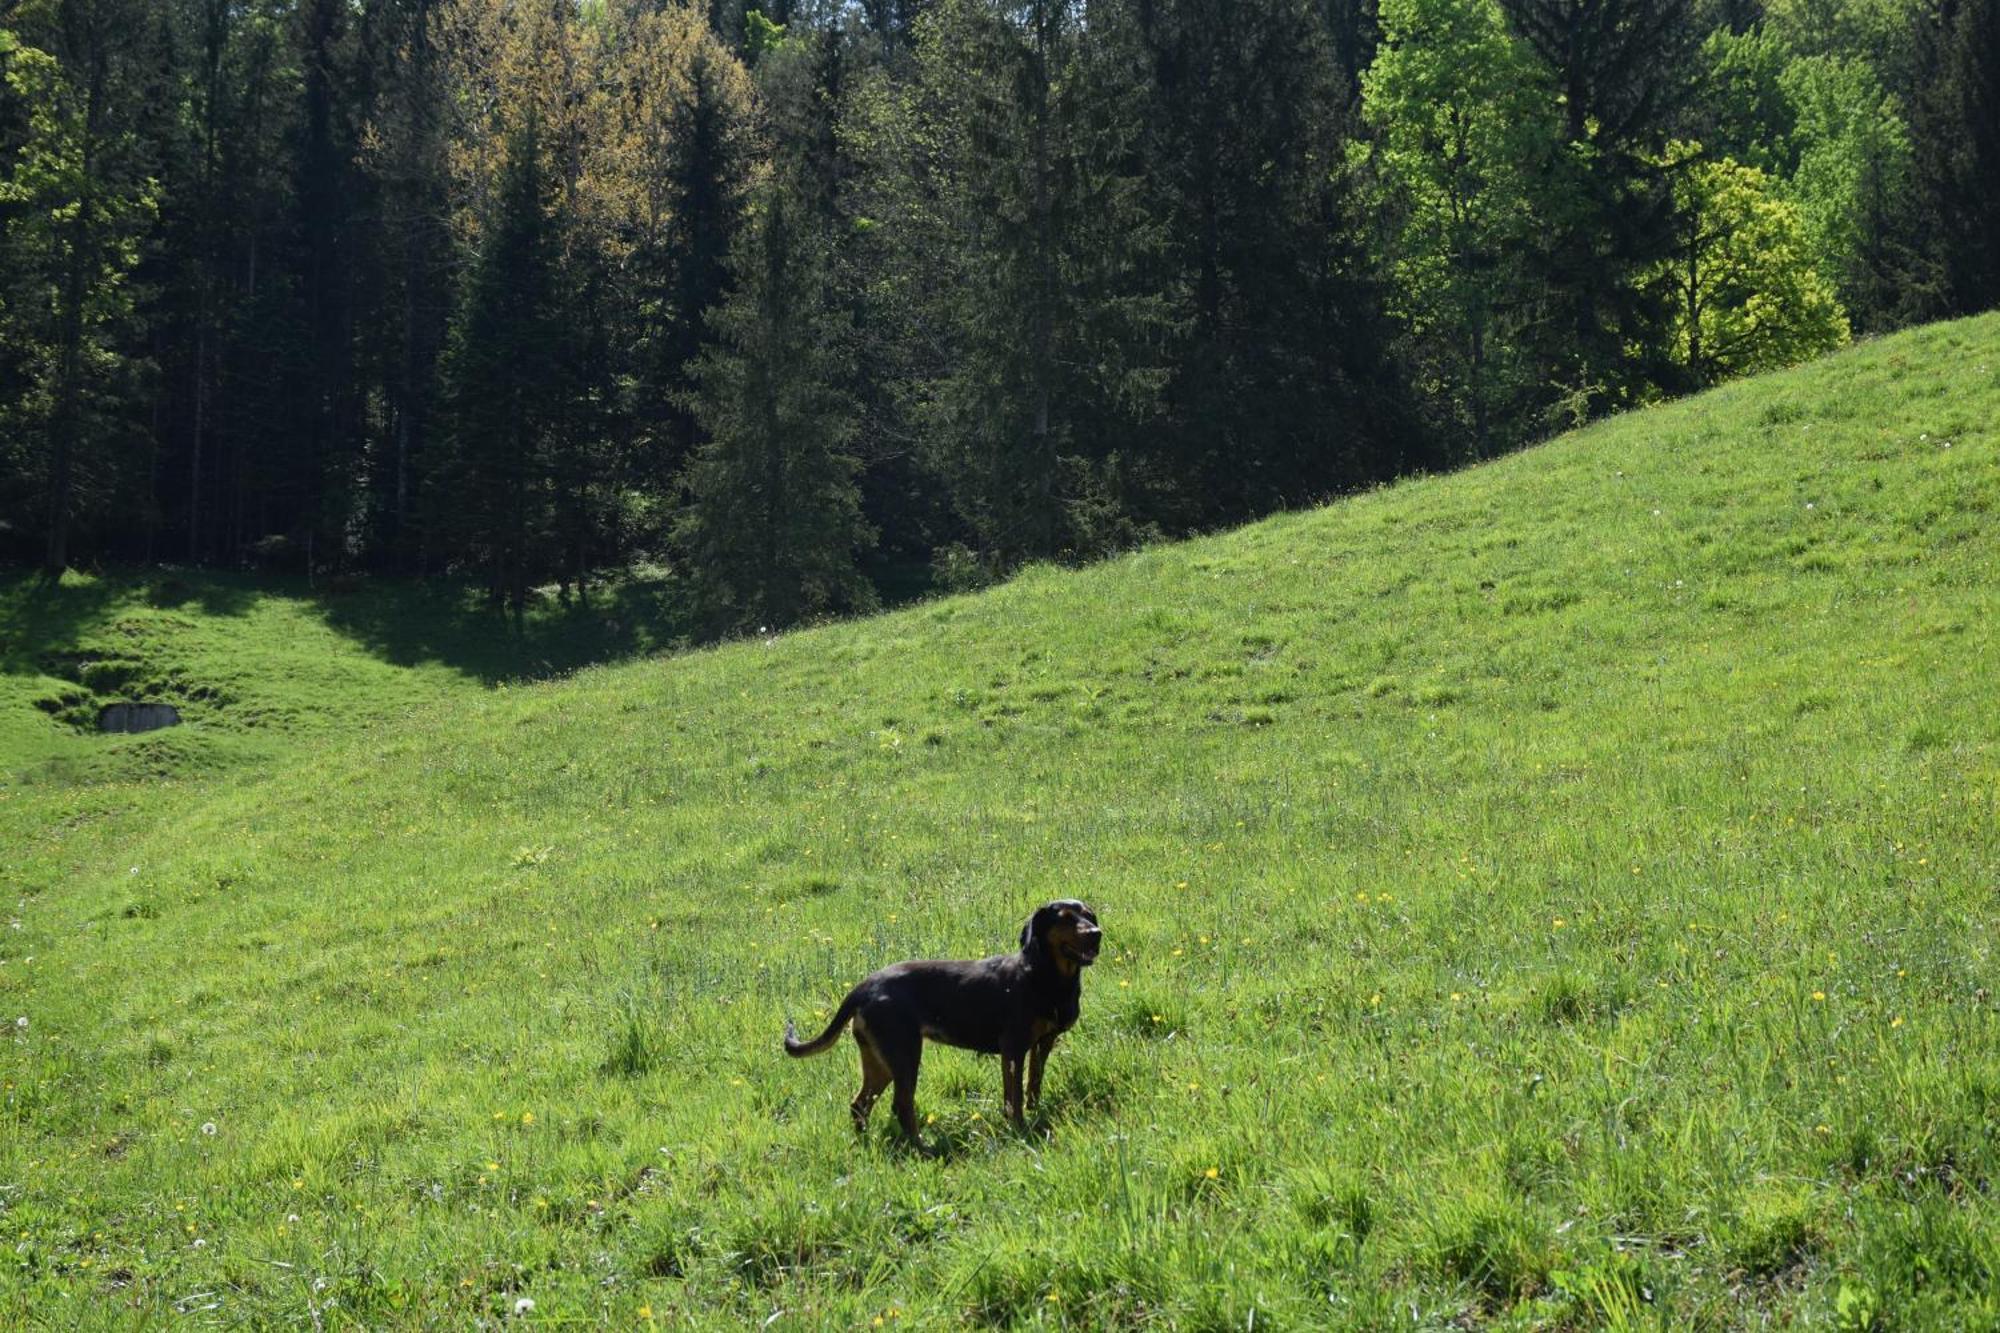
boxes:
[3,315,1997,1327]
[0,569,688,847]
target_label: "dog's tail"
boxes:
[783,991,859,1057]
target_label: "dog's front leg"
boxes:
[1001,1050,1026,1123]
[1026,1035,1057,1111]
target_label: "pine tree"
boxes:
[290,0,363,570]
[1909,0,2000,314]
[360,0,454,572]
[1132,0,1421,521]
[677,173,874,631]
[437,116,560,614]
[1497,0,1701,409]
[880,0,1166,566]
[603,5,759,507]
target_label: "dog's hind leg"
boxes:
[850,1021,893,1134]
[884,1036,925,1144]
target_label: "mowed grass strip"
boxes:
[2,314,1997,1327]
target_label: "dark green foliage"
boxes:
[0,2,160,575]
[630,32,757,502]
[677,173,875,631]
[679,31,879,630]
[1909,0,2000,314]
[1498,0,1703,408]
[436,119,562,612]
[1135,0,1428,516]
[880,0,1165,565]
[359,0,454,574]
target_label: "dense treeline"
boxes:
[2,0,1995,629]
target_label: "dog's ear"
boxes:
[1020,903,1056,953]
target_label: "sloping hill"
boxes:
[4,316,1997,1326]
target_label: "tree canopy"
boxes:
[1,0,1988,622]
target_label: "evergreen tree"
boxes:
[606,4,759,507]
[1498,0,1702,410]
[436,117,561,613]
[883,0,1166,566]
[1132,0,1421,521]
[360,0,454,572]
[289,0,364,569]
[677,173,874,630]
[1909,0,2000,314]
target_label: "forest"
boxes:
[1,0,1995,630]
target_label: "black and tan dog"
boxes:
[783,900,1102,1142]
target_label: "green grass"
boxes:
[3,315,1998,1327]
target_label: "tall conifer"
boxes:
[1910,0,2000,314]
[677,170,874,631]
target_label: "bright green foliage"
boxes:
[2,315,1997,1325]
[0,14,157,573]
[1698,25,1799,174]
[1696,30,1920,333]
[1780,55,1914,323]
[677,178,876,631]
[1658,146,1850,383]
[1361,0,1548,454]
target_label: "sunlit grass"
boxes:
[2,314,1997,1326]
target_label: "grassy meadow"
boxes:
[3,314,1998,1327]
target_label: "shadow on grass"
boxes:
[0,564,699,689]
[0,569,264,682]
[307,572,696,685]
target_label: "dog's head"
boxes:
[1021,899,1102,974]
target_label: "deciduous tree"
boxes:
[1656,144,1848,383]
[1360,0,1548,454]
